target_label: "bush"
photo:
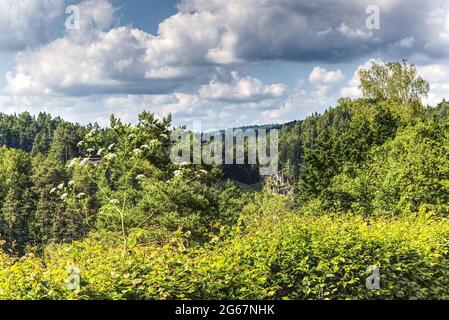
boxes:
[2,197,449,300]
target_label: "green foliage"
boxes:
[0,60,449,300]
[329,120,449,216]
[359,60,429,124]
[1,197,449,300]
[0,147,34,252]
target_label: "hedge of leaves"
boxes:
[1,196,449,300]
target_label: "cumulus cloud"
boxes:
[7,0,449,98]
[309,67,344,86]
[175,0,449,62]
[0,90,288,130]
[198,72,286,103]
[2,0,449,129]
[260,81,338,125]
[0,0,64,50]
[71,0,117,33]
[418,64,449,106]
[5,26,197,95]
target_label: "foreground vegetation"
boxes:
[3,196,449,300]
[1,61,449,299]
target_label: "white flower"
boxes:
[149,139,159,145]
[180,161,190,167]
[67,158,79,168]
[110,199,120,205]
[77,193,86,199]
[133,149,143,156]
[86,148,95,154]
[136,174,146,180]
[80,158,90,166]
[174,170,183,177]
[140,144,149,150]
[108,144,115,151]
[77,141,84,147]
[60,193,68,200]
[128,134,136,139]
[85,129,97,139]
[68,180,75,187]
[57,183,64,190]
[50,188,57,194]
[104,153,116,161]
[97,148,105,156]
[199,169,208,175]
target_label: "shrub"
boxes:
[2,197,449,300]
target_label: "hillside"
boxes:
[1,61,449,299]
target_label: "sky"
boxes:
[1,0,449,130]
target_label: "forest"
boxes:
[1,61,449,300]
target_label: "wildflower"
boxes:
[50,188,57,194]
[60,193,68,200]
[86,148,95,154]
[136,174,146,180]
[128,134,136,139]
[104,153,116,161]
[174,170,183,177]
[110,199,120,205]
[68,180,75,187]
[108,144,115,151]
[85,129,97,139]
[80,158,90,166]
[77,141,84,147]
[77,193,86,199]
[199,169,208,175]
[97,148,105,156]
[57,183,64,190]
[133,149,142,156]
[67,158,79,168]
[140,144,150,150]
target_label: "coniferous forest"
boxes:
[1,61,449,300]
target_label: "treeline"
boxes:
[0,111,248,254]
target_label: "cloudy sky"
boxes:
[1,0,449,129]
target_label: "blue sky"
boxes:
[1,0,449,129]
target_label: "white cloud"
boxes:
[7,0,449,98]
[5,26,208,96]
[309,67,344,85]
[396,36,416,48]
[260,81,337,124]
[73,0,117,32]
[199,71,286,103]
[3,0,449,129]
[337,22,372,39]
[0,0,64,50]
[418,64,449,106]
